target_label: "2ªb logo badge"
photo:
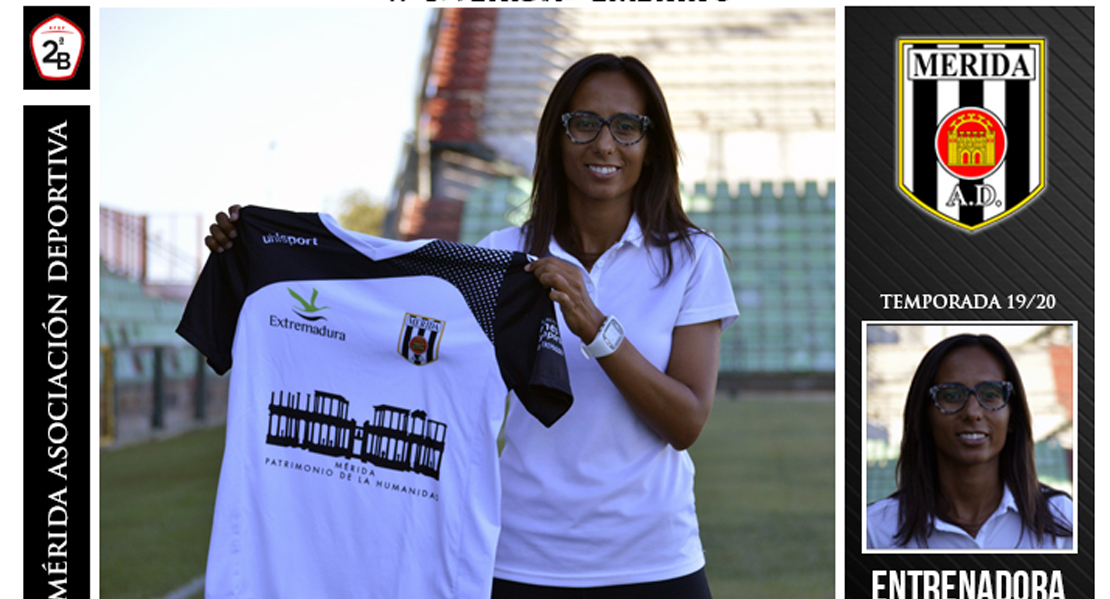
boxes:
[30,15,85,81]
[897,39,1046,231]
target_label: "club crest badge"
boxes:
[398,313,445,366]
[897,39,1046,231]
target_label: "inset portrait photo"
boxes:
[862,323,1076,552]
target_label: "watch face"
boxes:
[602,319,624,347]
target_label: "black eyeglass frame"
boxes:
[928,381,1013,414]
[561,112,652,146]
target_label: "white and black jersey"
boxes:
[177,206,572,599]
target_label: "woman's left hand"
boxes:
[525,257,606,343]
[525,257,720,450]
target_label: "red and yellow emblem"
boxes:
[935,107,1007,181]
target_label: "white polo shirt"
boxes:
[478,216,739,586]
[867,484,1074,549]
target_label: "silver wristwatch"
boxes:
[580,315,624,359]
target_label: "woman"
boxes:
[207,54,738,596]
[866,334,1073,549]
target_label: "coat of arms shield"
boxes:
[398,313,445,366]
[897,39,1046,231]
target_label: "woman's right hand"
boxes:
[204,205,241,253]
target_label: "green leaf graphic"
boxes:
[288,287,328,313]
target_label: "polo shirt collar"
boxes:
[549,213,645,264]
[931,483,1019,536]
[621,213,646,248]
[997,483,1019,514]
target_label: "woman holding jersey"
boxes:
[207,54,737,597]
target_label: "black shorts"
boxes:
[491,568,713,599]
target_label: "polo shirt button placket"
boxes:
[586,264,600,300]
[592,252,609,294]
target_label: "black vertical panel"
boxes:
[958,44,986,224]
[846,6,1093,599]
[959,45,986,108]
[911,47,938,209]
[24,105,91,596]
[1006,46,1033,208]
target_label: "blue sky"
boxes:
[100,8,432,219]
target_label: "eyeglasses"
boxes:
[561,112,652,145]
[929,381,1013,414]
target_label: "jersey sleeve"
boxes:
[675,234,740,330]
[493,253,573,427]
[177,206,338,374]
[176,239,250,375]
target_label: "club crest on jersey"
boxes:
[897,39,1046,231]
[398,313,445,366]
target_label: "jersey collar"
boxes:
[319,213,435,261]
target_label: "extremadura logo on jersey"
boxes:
[897,39,1046,231]
[268,287,347,341]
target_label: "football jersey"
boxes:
[176,206,573,599]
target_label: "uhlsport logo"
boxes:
[263,230,319,246]
[398,313,445,366]
[898,39,1046,231]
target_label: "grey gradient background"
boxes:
[845,6,1093,598]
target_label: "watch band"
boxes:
[580,315,624,359]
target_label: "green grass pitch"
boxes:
[100,398,834,598]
